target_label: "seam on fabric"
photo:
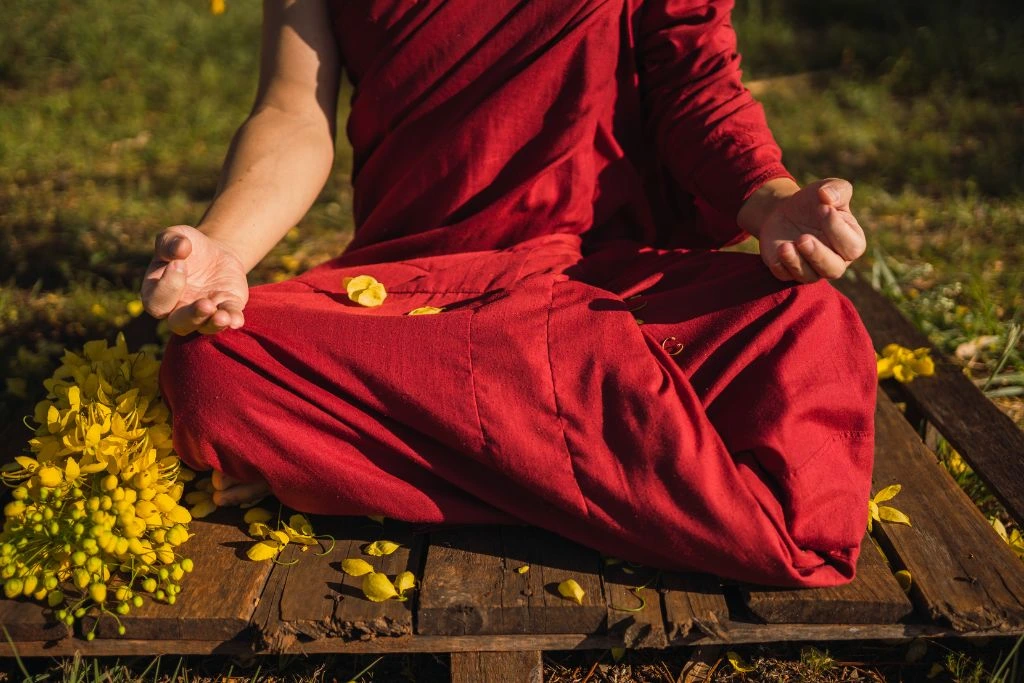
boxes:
[466,306,489,458]
[780,429,874,482]
[544,280,593,519]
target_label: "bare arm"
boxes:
[141,0,341,334]
[198,0,341,272]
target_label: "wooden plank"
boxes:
[84,505,274,640]
[252,516,422,651]
[743,534,913,624]
[834,274,1024,524]
[450,650,543,683]
[0,598,70,642]
[603,562,667,648]
[659,573,730,640]
[417,526,606,636]
[3,621,1022,658]
[870,390,1024,632]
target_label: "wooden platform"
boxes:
[2,274,1024,678]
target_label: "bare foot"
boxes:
[211,470,272,506]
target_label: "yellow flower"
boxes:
[126,300,145,317]
[557,578,585,605]
[407,306,444,315]
[876,344,935,383]
[867,484,911,531]
[343,275,387,307]
[210,0,226,15]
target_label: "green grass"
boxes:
[1,0,1023,679]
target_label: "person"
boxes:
[142,0,877,587]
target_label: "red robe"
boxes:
[160,0,877,587]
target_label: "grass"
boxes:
[0,0,1022,679]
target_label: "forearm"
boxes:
[197,104,335,272]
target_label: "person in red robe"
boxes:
[142,0,876,587]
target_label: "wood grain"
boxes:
[744,534,913,624]
[834,275,1024,525]
[870,390,1024,632]
[450,650,543,683]
[417,526,606,636]
[659,572,730,640]
[603,562,667,648]
[84,505,274,640]
[251,516,421,651]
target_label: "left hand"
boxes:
[740,178,867,283]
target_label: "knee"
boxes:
[158,332,262,481]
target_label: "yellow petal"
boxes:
[288,514,314,536]
[726,651,756,673]
[894,569,912,593]
[515,565,530,574]
[364,540,401,557]
[37,465,63,488]
[610,647,626,663]
[407,306,444,316]
[557,579,585,605]
[243,507,274,525]
[246,540,282,561]
[876,357,895,379]
[248,522,272,539]
[991,517,1009,542]
[267,530,291,545]
[362,572,399,602]
[914,355,935,377]
[878,506,912,526]
[341,558,375,577]
[893,364,912,383]
[184,490,212,505]
[343,275,377,294]
[14,456,38,471]
[189,499,217,519]
[65,458,80,480]
[394,570,416,596]
[873,484,901,503]
[354,282,387,307]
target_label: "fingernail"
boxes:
[167,237,181,252]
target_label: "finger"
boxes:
[212,481,272,506]
[777,241,821,284]
[818,206,867,262]
[142,259,187,318]
[211,470,238,491]
[817,178,854,211]
[204,293,246,330]
[167,298,218,336]
[794,234,849,280]
[155,227,194,262]
[196,300,245,335]
[766,254,795,282]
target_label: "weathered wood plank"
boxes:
[0,598,69,642]
[870,390,1024,632]
[659,573,730,640]
[834,275,1024,524]
[252,516,422,651]
[3,622,1022,658]
[603,562,667,648]
[450,650,543,683]
[743,534,913,624]
[85,505,274,640]
[417,526,606,636]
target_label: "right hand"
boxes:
[141,225,249,335]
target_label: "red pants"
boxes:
[160,234,877,587]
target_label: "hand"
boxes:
[211,470,272,507]
[743,178,867,283]
[141,225,249,335]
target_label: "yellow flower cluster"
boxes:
[0,333,193,640]
[876,344,935,383]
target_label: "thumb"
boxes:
[816,178,853,210]
[143,259,188,318]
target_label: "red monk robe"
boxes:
[160,0,877,587]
